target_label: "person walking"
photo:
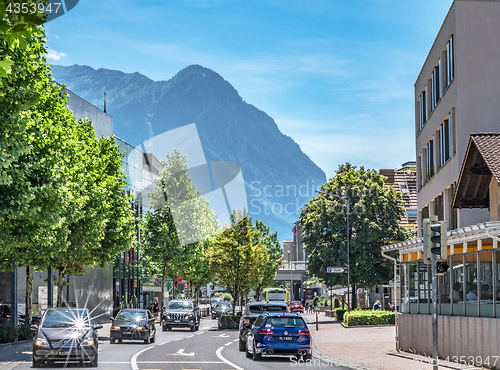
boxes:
[152,297,159,322]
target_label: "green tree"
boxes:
[300,163,407,308]
[205,209,265,314]
[252,220,282,301]
[142,150,219,315]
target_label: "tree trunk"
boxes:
[56,268,66,307]
[160,264,167,320]
[25,265,33,325]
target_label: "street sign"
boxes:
[327,267,345,273]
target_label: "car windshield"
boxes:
[116,310,147,321]
[42,309,92,328]
[291,301,302,305]
[168,301,193,310]
[216,301,231,308]
[250,305,286,313]
[264,317,306,328]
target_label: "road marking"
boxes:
[216,346,244,370]
[131,345,154,370]
[187,335,194,338]
[225,341,233,346]
[213,333,230,337]
[136,361,224,364]
[196,331,204,335]
[174,348,195,356]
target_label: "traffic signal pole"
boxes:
[431,252,438,370]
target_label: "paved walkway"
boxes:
[304,312,478,370]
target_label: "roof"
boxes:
[249,301,287,306]
[452,133,500,209]
[261,312,302,317]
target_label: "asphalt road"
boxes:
[0,317,348,370]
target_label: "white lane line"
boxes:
[187,335,194,338]
[225,341,233,346]
[136,361,224,364]
[158,340,170,346]
[130,345,154,370]
[196,331,204,335]
[216,346,244,370]
[233,339,239,342]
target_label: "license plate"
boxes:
[175,320,180,323]
[278,336,293,341]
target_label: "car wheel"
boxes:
[110,338,116,344]
[245,344,252,358]
[252,343,261,361]
[238,339,246,352]
[303,354,313,361]
[32,357,42,368]
[190,324,195,332]
[162,324,167,332]
[90,352,98,367]
[144,335,150,344]
[151,333,155,343]
[118,339,122,343]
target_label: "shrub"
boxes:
[343,310,395,327]
[218,314,239,329]
[334,308,347,322]
[18,322,32,340]
[0,323,18,343]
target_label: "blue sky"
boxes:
[45,0,452,179]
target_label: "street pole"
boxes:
[288,251,293,303]
[346,202,350,311]
[432,253,438,370]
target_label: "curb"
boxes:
[0,340,29,348]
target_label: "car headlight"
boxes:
[82,338,94,346]
[186,313,193,317]
[35,337,49,347]
[111,325,120,330]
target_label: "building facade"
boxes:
[415,0,500,236]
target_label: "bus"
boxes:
[261,288,288,302]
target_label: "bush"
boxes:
[222,293,233,302]
[0,323,18,343]
[218,314,239,329]
[343,310,395,327]
[18,322,32,340]
[334,308,347,322]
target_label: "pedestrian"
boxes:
[373,300,381,310]
[152,297,159,321]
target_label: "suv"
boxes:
[162,299,201,332]
[238,301,288,351]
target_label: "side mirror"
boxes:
[162,306,166,310]
[110,317,115,321]
[237,311,242,317]
[94,324,103,330]
[30,324,38,332]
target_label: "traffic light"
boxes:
[423,218,432,264]
[430,220,447,260]
[436,261,449,275]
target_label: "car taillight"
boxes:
[243,318,250,323]
[298,329,310,335]
[260,328,274,334]
[5,314,10,318]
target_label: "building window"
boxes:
[446,35,454,86]
[433,193,444,221]
[419,88,427,130]
[448,183,458,230]
[426,139,434,181]
[406,209,418,219]
[440,116,452,165]
[431,61,441,110]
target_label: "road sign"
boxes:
[327,267,345,273]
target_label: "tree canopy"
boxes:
[300,163,407,305]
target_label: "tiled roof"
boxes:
[471,133,500,183]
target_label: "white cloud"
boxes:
[46,48,67,61]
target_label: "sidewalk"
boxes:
[304,312,478,370]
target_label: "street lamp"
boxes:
[288,250,293,304]
[317,190,350,310]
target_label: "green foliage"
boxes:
[218,314,240,329]
[205,209,265,314]
[222,293,233,302]
[300,163,408,296]
[0,323,18,343]
[334,308,347,322]
[251,219,282,300]
[343,310,395,326]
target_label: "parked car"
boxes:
[0,303,41,326]
[162,299,200,332]
[289,301,304,313]
[210,297,223,311]
[211,300,232,319]
[110,308,156,344]
[245,312,312,361]
[238,301,288,351]
[31,307,102,368]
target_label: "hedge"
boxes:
[218,314,240,329]
[334,308,347,322]
[343,310,395,327]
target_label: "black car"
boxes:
[238,301,289,351]
[110,308,156,344]
[31,307,102,368]
[0,303,41,326]
[211,301,232,319]
[162,299,200,332]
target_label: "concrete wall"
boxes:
[491,178,500,222]
[66,89,112,138]
[398,313,500,364]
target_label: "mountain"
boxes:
[51,64,326,242]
